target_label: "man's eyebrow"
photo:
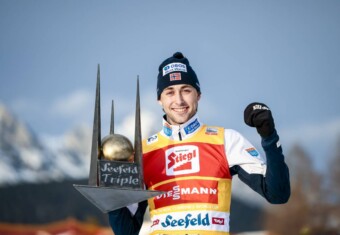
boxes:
[163,85,193,91]
[163,87,174,91]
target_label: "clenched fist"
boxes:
[244,102,275,137]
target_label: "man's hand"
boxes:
[244,102,275,138]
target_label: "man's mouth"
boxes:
[172,107,188,113]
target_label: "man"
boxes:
[108,52,290,235]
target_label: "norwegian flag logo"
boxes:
[169,72,181,81]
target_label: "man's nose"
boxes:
[174,91,184,104]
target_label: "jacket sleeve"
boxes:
[108,200,148,235]
[228,130,291,204]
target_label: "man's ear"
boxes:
[197,93,201,101]
[158,100,163,106]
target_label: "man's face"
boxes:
[158,84,201,125]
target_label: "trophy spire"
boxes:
[134,76,144,188]
[88,64,102,186]
[110,100,114,135]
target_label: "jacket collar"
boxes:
[161,113,202,141]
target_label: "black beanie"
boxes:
[157,52,201,99]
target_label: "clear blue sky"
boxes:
[1,0,339,171]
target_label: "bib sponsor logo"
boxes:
[165,145,200,176]
[163,63,187,76]
[212,217,225,225]
[156,184,218,201]
[205,127,218,135]
[147,134,158,145]
[161,213,210,229]
[154,180,219,208]
[151,219,160,227]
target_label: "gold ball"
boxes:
[101,134,134,161]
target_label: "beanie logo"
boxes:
[163,63,187,76]
[169,73,181,81]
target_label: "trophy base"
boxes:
[73,184,163,213]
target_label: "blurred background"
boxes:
[0,0,339,234]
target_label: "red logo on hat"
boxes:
[170,73,181,81]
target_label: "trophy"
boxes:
[74,65,163,213]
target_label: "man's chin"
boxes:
[166,112,193,125]
[173,117,189,125]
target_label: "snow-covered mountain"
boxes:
[0,103,91,186]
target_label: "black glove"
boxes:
[244,102,275,137]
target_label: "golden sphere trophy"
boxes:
[74,65,163,213]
